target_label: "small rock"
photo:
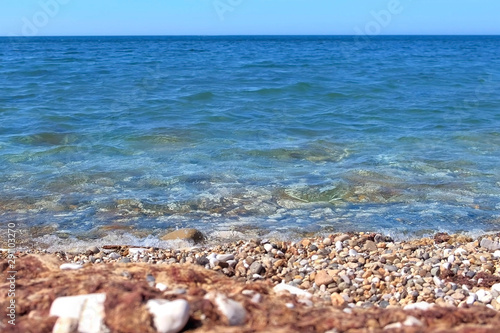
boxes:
[403,316,423,327]
[60,263,83,270]
[348,249,358,257]
[480,238,500,251]
[263,244,274,253]
[248,261,264,275]
[364,240,378,252]
[404,302,434,311]
[156,283,168,292]
[216,254,235,262]
[315,270,334,286]
[491,283,500,293]
[330,293,346,307]
[86,246,100,255]
[477,289,493,304]
[120,258,131,263]
[147,299,190,333]
[273,283,312,298]
[161,228,204,243]
[323,238,332,246]
[108,252,121,260]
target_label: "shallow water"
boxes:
[1,36,499,247]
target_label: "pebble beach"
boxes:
[3,230,500,332]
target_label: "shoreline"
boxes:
[2,231,500,332]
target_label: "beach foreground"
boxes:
[3,232,500,332]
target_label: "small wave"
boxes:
[182,91,215,101]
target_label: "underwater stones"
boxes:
[161,228,204,243]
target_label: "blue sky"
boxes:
[1,0,499,36]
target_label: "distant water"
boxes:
[1,36,499,246]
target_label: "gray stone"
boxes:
[430,266,440,277]
[364,240,378,252]
[480,238,500,251]
[248,261,264,275]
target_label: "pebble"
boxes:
[248,261,264,275]
[216,254,234,262]
[60,263,83,270]
[274,283,312,299]
[45,231,500,313]
[404,302,434,311]
[315,270,334,286]
[263,244,274,253]
[147,299,190,333]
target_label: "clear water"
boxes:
[1,36,499,245]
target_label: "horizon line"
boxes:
[1,33,500,38]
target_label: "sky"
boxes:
[1,0,499,36]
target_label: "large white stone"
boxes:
[50,294,106,319]
[146,299,190,333]
[50,293,107,333]
[273,283,312,299]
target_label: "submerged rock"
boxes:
[161,228,204,243]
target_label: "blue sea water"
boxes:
[1,36,499,246]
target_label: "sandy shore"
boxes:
[2,231,500,332]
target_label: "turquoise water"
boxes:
[1,36,499,243]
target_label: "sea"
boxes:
[1,36,499,249]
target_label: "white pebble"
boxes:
[491,283,500,293]
[433,276,444,288]
[476,289,493,304]
[60,263,83,270]
[263,244,273,253]
[156,283,168,292]
[493,250,500,259]
[403,316,423,327]
[323,238,332,246]
[216,254,235,262]
[466,294,477,305]
[273,283,312,299]
[335,241,343,252]
[447,255,455,264]
[147,299,190,333]
[348,249,358,257]
[454,248,467,255]
[404,302,434,311]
